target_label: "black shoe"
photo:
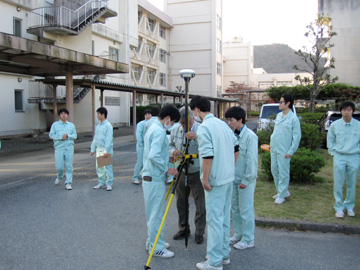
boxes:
[173,230,190,240]
[195,234,204,244]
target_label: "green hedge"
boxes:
[130,105,160,124]
[297,112,324,124]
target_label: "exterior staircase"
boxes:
[27,0,117,36]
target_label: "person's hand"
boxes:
[169,156,175,163]
[167,167,178,176]
[62,134,68,140]
[285,153,291,158]
[90,152,94,156]
[203,181,212,191]
[173,150,181,158]
[103,153,108,158]
[185,131,196,140]
[239,184,247,189]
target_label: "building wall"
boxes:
[319,0,360,86]
[166,0,222,97]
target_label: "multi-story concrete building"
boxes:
[319,0,360,87]
[165,0,223,97]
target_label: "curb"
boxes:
[256,217,360,235]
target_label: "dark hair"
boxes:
[58,108,69,116]
[144,109,151,115]
[158,105,180,122]
[225,106,246,124]
[189,95,211,112]
[150,106,160,116]
[281,93,294,108]
[339,101,355,112]
[96,107,108,118]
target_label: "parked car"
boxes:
[257,103,297,132]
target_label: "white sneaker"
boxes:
[229,235,241,245]
[233,241,254,250]
[335,211,344,219]
[153,248,174,258]
[146,242,170,251]
[106,184,112,191]
[275,197,285,204]
[54,178,60,185]
[93,184,106,189]
[272,191,290,199]
[65,184,72,190]
[196,261,223,270]
[132,179,140,185]
[346,209,355,217]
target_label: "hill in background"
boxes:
[254,44,325,73]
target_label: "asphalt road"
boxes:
[1,124,360,270]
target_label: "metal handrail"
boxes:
[28,0,108,31]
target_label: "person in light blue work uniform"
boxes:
[132,109,152,185]
[90,107,114,191]
[225,106,258,250]
[142,106,160,139]
[270,93,301,205]
[49,108,77,190]
[190,96,239,270]
[327,101,360,219]
[142,105,180,258]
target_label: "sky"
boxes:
[147,0,318,50]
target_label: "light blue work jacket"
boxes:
[142,119,169,181]
[234,125,258,186]
[136,119,146,147]
[49,120,77,150]
[143,116,157,137]
[270,110,301,156]
[169,121,200,173]
[90,120,113,154]
[197,113,238,186]
[327,117,360,156]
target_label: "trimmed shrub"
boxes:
[298,112,324,124]
[260,147,326,184]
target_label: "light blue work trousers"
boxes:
[271,151,291,198]
[95,150,113,186]
[142,179,166,253]
[231,181,256,245]
[205,182,232,267]
[55,147,74,184]
[132,145,144,180]
[333,153,360,212]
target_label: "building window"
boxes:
[14,89,23,111]
[160,49,166,63]
[160,26,166,39]
[148,69,156,84]
[277,81,293,86]
[105,96,120,106]
[109,47,119,61]
[216,15,222,30]
[132,65,143,81]
[258,81,274,89]
[217,86,222,97]
[216,39,222,53]
[148,18,155,32]
[136,37,143,53]
[217,62,222,75]
[160,73,166,86]
[13,18,21,37]
[148,43,156,58]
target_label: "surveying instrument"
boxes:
[144,69,196,270]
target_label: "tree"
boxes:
[293,14,338,113]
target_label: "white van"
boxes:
[257,103,297,132]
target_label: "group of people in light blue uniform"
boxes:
[90,107,114,191]
[49,108,77,190]
[327,101,360,219]
[132,109,152,185]
[270,94,301,205]
[142,105,180,258]
[225,106,258,251]
[190,96,239,270]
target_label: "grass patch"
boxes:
[255,149,360,225]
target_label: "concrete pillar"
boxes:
[132,91,137,141]
[100,89,104,107]
[161,93,164,107]
[91,84,96,137]
[180,96,183,105]
[52,84,57,122]
[65,70,74,122]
